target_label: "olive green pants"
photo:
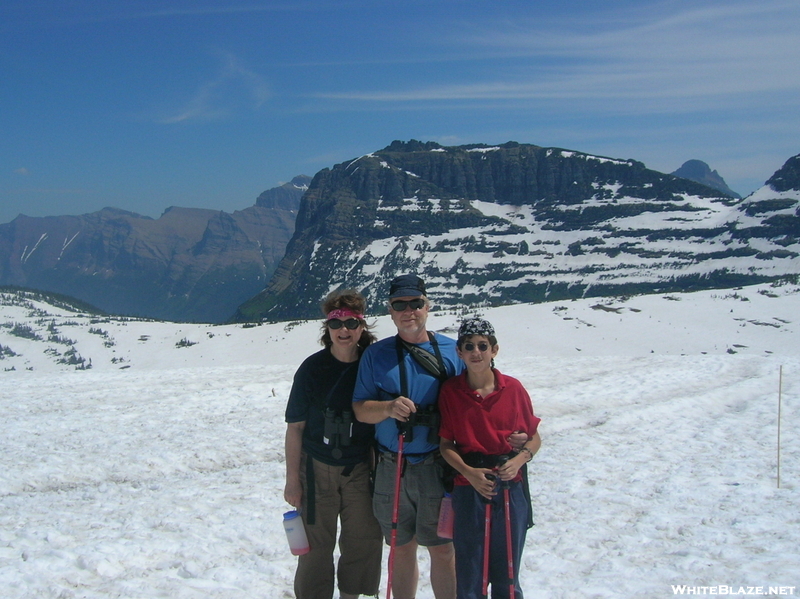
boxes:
[296,455,383,599]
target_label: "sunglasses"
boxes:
[390,298,426,312]
[463,342,491,352]
[328,318,361,330]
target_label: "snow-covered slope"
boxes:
[2,282,799,374]
[1,285,798,597]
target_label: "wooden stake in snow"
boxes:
[777,365,783,489]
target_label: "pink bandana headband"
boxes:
[326,308,364,321]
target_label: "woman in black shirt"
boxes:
[284,290,382,599]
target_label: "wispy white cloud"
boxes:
[13,167,30,176]
[314,0,800,112]
[158,52,271,124]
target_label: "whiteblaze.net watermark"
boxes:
[672,586,796,596]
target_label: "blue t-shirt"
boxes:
[353,332,463,462]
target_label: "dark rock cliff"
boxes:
[234,143,799,322]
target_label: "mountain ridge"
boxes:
[234,142,799,322]
[0,180,308,323]
[2,145,796,325]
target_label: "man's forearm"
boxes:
[353,399,391,424]
[355,395,417,424]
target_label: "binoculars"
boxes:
[323,409,353,459]
[397,404,440,444]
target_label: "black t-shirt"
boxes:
[285,348,375,465]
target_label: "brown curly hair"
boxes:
[319,289,377,350]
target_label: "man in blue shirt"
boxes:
[354,274,462,599]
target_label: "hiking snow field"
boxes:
[1,282,798,598]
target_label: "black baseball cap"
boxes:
[388,274,427,299]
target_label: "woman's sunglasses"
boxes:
[463,342,491,352]
[327,318,361,330]
[390,298,426,312]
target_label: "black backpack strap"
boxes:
[305,454,317,525]
[395,334,449,443]
[396,336,410,399]
[427,332,448,380]
[522,463,534,528]
[312,360,358,412]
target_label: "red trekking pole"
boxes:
[502,481,515,598]
[496,456,515,599]
[386,430,405,599]
[481,493,491,599]
[481,465,501,599]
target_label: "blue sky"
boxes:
[2,0,799,224]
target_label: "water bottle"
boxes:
[283,510,310,555]
[436,493,454,539]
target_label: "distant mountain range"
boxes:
[234,142,799,321]
[2,144,798,324]
[0,176,310,323]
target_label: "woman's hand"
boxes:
[284,479,303,508]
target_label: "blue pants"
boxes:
[452,482,527,599]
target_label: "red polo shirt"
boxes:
[439,369,541,485]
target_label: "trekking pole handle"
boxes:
[496,455,511,489]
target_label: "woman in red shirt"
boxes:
[439,318,541,599]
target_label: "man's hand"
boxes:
[387,395,417,422]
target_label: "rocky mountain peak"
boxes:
[255,175,310,211]
[671,160,741,199]
[766,154,800,192]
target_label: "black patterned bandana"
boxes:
[458,317,495,338]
